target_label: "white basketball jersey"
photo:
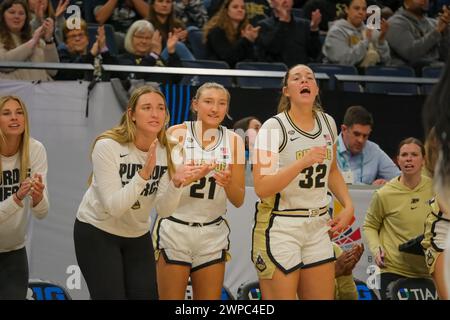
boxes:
[172,121,232,222]
[264,111,337,211]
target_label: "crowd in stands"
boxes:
[0,0,449,82]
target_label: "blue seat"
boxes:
[180,59,233,87]
[236,281,261,300]
[308,63,361,92]
[235,62,287,89]
[187,29,207,60]
[87,24,118,55]
[364,65,418,95]
[421,65,443,95]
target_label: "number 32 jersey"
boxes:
[255,111,337,212]
[172,121,232,223]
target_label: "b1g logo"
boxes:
[27,281,71,300]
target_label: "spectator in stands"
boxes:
[421,129,449,300]
[363,137,433,299]
[255,0,322,67]
[28,0,69,44]
[337,105,400,185]
[208,0,272,25]
[203,0,259,67]
[233,116,261,186]
[118,19,182,83]
[56,20,115,80]
[93,0,150,53]
[301,0,341,31]
[0,95,49,300]
[147,0,195,60]
[232,116,261,164]
[0,0,59,81]
[385,0,450,70]
[173,0,209,29]
[322,0,391,67]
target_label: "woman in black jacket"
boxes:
[118,19,182,84]
[203,0,259,67]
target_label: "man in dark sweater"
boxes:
[255,0,322,67]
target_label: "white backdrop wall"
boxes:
[0,80,378,300]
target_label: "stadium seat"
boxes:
[180,59,233,87]
[387,277,437,300]
[236,281,261,300]
[421,65,443,95]
[364,65,418,95]
[87,24,118,55]
[187,29,207,60]
[308,63,361,92]
[235,62,287,89]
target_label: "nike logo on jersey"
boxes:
[290,137,300,141]
[119,154,128,158]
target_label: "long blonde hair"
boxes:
[0,95,30,184]
[277,64,323,114]
[89,85,174,184]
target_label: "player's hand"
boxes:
[172,163,213,187]
[300,146,327,168]
[328,205,354,235]
[213,167,232,188]
[139,139,158,180]
[375,246,386,268]
[15,177,32,204]
[30,173,45,207]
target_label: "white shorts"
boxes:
[253,211,335,279]
[152,216,231,271]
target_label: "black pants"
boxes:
[380,272,407,300]
[0,247,29,300]
[73,219,157,300]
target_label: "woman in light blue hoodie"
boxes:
[322,0,390,67]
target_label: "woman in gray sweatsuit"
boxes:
[322,0,390,67]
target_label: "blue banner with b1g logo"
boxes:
[27,280,71,300]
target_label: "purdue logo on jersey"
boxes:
[296,148,332,161]
[215,162,227,172]
[131,200,140,210]
[255,253,267,272]
[426,250,435,268]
